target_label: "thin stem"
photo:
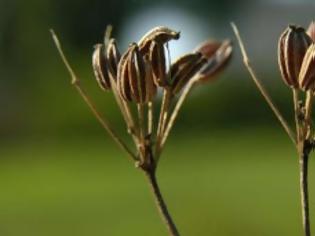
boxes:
[148,101,154,135]
[161,77,198,149]
[50,29,137,161]
[299,152,311,236]
[109,75,140,145]
[304,91,313,140]
[231,22,296,145]
[137,103,146,160]
[293,89,302,143]
[144,169,180,236]
[155,87,172,157]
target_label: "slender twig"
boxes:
[299,152,311,236]
[304,91,313,140]
[148,101,154,135]
[50,29,137,161]
[161,77,198,150]
[109,75,140,145]
[231,22,296,145]
[137,103,146,160]
[144,169,180,236]
[293,89,302,143]
[155,87,172,156]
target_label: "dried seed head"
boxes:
[106,39,121,80]
[92,44,111,90]
[299,44,315,91]
[278,25,312,88]
[149,41,167,87]
[138,26,180,54]
[195,39,233,82]
[117,45,134,101]
[307,21,315,42]
[170,53,207,94]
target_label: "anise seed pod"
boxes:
[117,45,134,101]
[149,41,167,87]
[171,53,207,94]
[106,39,121,80]
[278,25,312,88]
[138,26,180,54]
[92,44,111,90]
[195,39,233,82]
[128,43,156,104]
[170,53,203,79]
[299,44,315,91]
[307,21,315,42]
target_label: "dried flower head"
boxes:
[53,25,232,236]
[195,39,233,82]
[278,25,312,88]
[92,44,111,90]
[299,44,315,91]
[307,21,315,42]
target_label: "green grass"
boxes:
[1,128,314,236]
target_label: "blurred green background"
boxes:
[1,0,315,235]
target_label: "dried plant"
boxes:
[232,22,315,236]
[50,25,232,236]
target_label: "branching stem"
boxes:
[50,29,137,161]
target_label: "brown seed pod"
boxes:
[299,44,315,91]
[170,53,203,78]
[117,43,157,103]
[195,39,233,83]
[278,25,312,88]
[92,44,111,90]
[106,39,121,80]
[307,21,315,42]
[138,26,180,54]
[149,41,167,87]
[170,53,207,94]
[128,44,147,103]
[117,45,134,101]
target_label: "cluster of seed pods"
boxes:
[92,26,232,104]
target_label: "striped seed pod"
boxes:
[170,53,207,94]
[138,26,180,54]
[92,44,111,90]
[117,43,156,103]
[278,25,312,88]
[117,45,134,101]
[307,21,315,42]
[106,39,121,80]
[299,44,315,91]
[195,39,232,83]
[149,41,167,87]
